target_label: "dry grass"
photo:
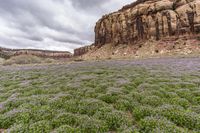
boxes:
[3,55,56,66]
[0,58,4,65]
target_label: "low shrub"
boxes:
[157,105,200,130]
[140,96,162,107]
[189,105,200,114]
[77,99,107,116]
[30,106,55,122]
[4,99,25,111]
[133,106,156,121]
[163,91,179,98]
[192,90,200,97]
[194,96,200,104]
[139,116,188,133]
[52,113,79,128]
[123,83,137,92]
[169,97,190,109]
[53,125,81,133]
[121,126,139,133]
[15,111,31,124]
[150,90,165,98]
[9,124,29,133]
[0,109,29,129]
[0,114,15,129]
[114,99,134,111]
[29,120,52,133]
[131,92,143,102]
[63,99,79,113]
[175,89,193,99]
[98,93,119,104]
[78,115,108,133]
[94,109,131,131]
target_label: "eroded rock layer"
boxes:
[95,0,200,47]
[0,47,72,59]
[74,45,93,56]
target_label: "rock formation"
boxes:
[0,47,72,59]
[74,45,94,56]
[95,0,200,47]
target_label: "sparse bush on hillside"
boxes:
[0,57,5,65]
[3,55,55,65]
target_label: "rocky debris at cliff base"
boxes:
[79,37,200,60]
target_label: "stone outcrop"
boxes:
[0,47,72,59]
[74,45,94,56]
[95,0,200,47]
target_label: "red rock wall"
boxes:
[95,0,200,47]
[74,45,94,56]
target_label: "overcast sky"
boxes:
[0,0,133,52]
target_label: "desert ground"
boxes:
[0,57,200,132]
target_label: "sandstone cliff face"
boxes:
[95,0,200,47]
[74,45,94,56]
[0,47,72,59]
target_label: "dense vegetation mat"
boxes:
[0,58,199,132]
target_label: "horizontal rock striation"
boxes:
[95,0,200,47]
[0,47,72,59]
[74,45,94,56]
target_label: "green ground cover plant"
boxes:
[0,58,199,132]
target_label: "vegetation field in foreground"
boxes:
[0,58,200,133]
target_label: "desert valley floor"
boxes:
[0,57,200,132]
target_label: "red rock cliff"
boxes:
[95,0,200,47]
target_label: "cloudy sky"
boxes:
[0,0,133,52]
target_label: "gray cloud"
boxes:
[0,0,133,52]
[71,0,108,8]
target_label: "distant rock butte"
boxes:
[0,47,72,59]
[95,0,200,47]
[74,44,95,57]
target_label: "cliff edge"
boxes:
[75,0,200,59]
